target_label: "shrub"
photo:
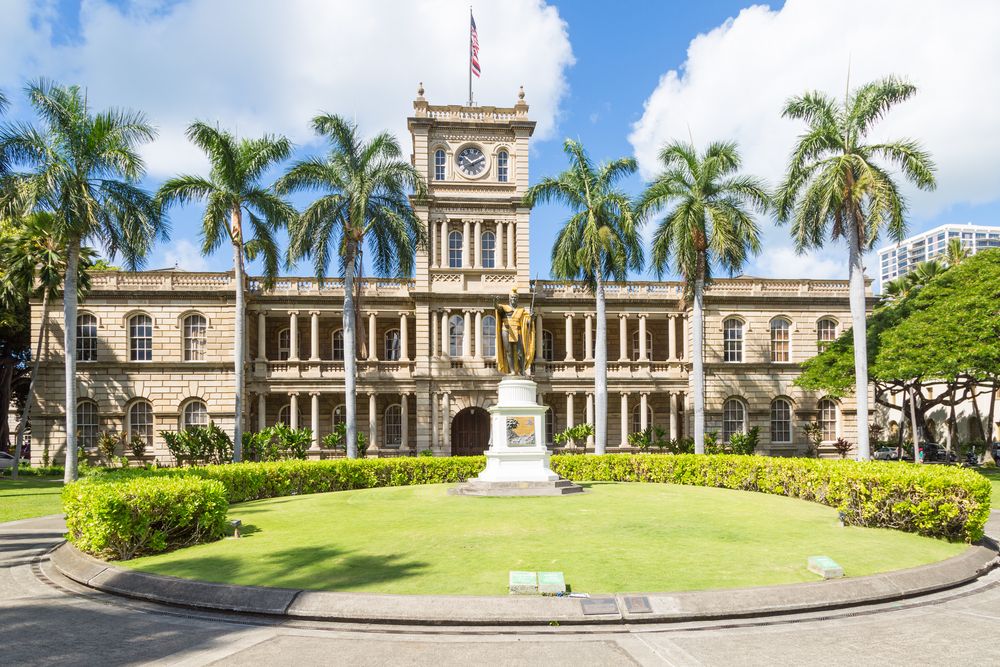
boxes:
[97,431,126,465]
[129,435,147,459]
[549,454,991,542]
[628,427,668,452]
[803,422,823,457]
[728,427,760,456]
[418,449,434,457]
[833,437,853,459]
[62,476,229,560]
[161,424,233,466]
[244,424,311,462]
[322,422,368,453]
[554,423,594,449]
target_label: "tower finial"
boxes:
[518,85,525,101]
[417,81,425,98]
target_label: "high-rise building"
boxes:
[877,223,1000,287]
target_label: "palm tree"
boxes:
[157,122,294,462]
[277,114,425,458]
[0,80,163,482]
[524,139,643,454]
[637,141,768,454]
[945,237,969,267]
[0,213,95,477]
[775,76,936,460]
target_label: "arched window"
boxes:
[333,404,346,427]
[384,405,402,448]
[128,314,153,361]
[541,330,554,361]
[77,314,98,362]
[481,230,496,268]
[277,404,302,427]
[127,400,154,448]
[631,404,654,434]
[770,317,791,363]
[722,398,746,442]
[332,329,344,361]
[278,328,291,361]
[817,318,837,352]
[384,329,401,361]
[770,398,792,443]
[723,318,743,363]
[434,149,446,181]
[497,150,509,182]
[631,330,653,361]
[449,315,464,357]
[482,315,496,357]
[183,313,207,361]
[448,230,463,268]
[818,398,838,441]
[182,400,208,430]
[76,400,99,449]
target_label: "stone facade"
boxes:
[28,89,872,465]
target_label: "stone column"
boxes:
[366,393,379,455]
[257,312,267,360]
[368,312,377,361]
[474,310,483,359]
[310,392,320,450]
[400,312,409,361]
[463,310,472,358]
[535,313,544,362]
[289,311,299,360]
[258,393,266,431]
[442,392,451,455]
[496,222,506,269]
[506,222,516,268]
[669,391,679,440]
[565,393,575,429]
[400,393,410,452]
[681,314,688,359]
[431,220,439,269]
[564,313,574,361]
[639,314,648,361]
[620,393,630,447]
[440,220,449,268]
[431,392,439,451]
[462,219,471,268]
[473,220,482,269]
[431,311,439,357]
[668,314,677,361]
[309,310,320,361]
[586,392,594,447]
[640,392,649,431]
[441,310,450,358]
[584,314,593,361]
[289,392,299,429]
[619,314,628,361]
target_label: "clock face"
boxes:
[456,146,486,176]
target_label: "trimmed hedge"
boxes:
[62,476,229,560]
[63,454,991,559]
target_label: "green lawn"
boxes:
[979,468,1000,507]
[0,477,64,523]
[123,483,966,595]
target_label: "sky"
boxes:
[2,0,999,284]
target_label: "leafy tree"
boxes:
[945,237,969,267]
[776,76,936,460]
[277,115,425,458]
[524,139,642,455]
[0,80,163,482]
[637,141,768,453]
[157,122,295,462]
[0,213,95,476]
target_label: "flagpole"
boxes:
[468,6,473,106]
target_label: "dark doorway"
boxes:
[452,407,490,456]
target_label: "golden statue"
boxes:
[495,287,536,376]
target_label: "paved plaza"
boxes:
[3,513,1000,666]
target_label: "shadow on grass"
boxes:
[141,545,430,592]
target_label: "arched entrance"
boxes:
[451,407,490,456]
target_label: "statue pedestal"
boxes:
[450,377,582,496]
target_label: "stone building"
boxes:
[28,89,871,465]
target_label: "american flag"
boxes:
[470,14,481,78]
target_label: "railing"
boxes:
[255,277,414,296]
[533,278,856,298]
[423,104,526,121]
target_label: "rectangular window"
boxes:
[129,315,152,362]
[497,151,508,182]
[723,319,743,363]
[77,315,98,362]
[448,231,463,269]
[434,150,446,181]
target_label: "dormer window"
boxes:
[497,150,509,182]
[434,149,446,181]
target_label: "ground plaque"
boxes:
[807,555,844,579]
[580,597,619,616]
[623,596,652,613]
[537,571,566,594]
[509,570,538,594]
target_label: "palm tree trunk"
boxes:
[63,242,80,483]
[692,271,706,455]
[343,240,358,459]
[12,292,50,478]
[593,274,608,455]
[232,235,245,462]
[909,382,921,464]
[847,221,871,460]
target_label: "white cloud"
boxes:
[156,239,211,272]
[1,0,574,177]
[629,0,1000,278]
[751,246,844,280]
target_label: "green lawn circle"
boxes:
[122,482,967,595]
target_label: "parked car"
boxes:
[919,443,957,464]
[0,451,15,470]
[874,447,901,461]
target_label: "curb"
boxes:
[49,539,1000,626]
